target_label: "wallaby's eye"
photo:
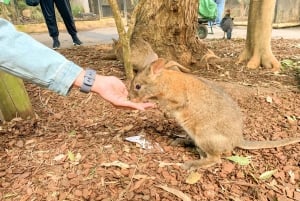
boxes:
[135,84,141,90]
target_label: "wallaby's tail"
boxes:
[238,137,300,150]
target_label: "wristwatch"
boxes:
[80,68,96,93]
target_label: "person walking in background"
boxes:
[40,0,82,49]
[220,9,234,39]
[214,0,226,25]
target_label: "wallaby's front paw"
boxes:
[169,138,194,147]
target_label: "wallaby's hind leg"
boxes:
[169,138,207,158]
[182,154,222,170]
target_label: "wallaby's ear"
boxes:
[164,61,191,73]
[150,58,167,75]
[112,38,118,45]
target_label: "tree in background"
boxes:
[131,0,209,68]
[108,0,134,79]
[238,0,280,71]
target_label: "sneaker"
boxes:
[72,35,82,46]
[52,37,60,50]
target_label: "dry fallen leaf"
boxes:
[185,171,201,184]
[53,154,66,162]
[67,150,75,162]
[100,161,133,169]
[266,96,273,103]
[157,161,183,167]
[133,174,155,180]
[259,169,277,180]
[156,185,191,201]
[129,178,147,192]
[288,170,296,184]
[67,151,81,165]
[226,155,251,166]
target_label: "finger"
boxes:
[117,100,154,111]
[128,102,155,110]
[113,104,144,111]
[140,102,156,109]
[123,102,146,111]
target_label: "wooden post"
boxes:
[0,71,34,121]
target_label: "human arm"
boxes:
[0,18,82,95]
[73,71,154,110]
[0,18,153,110]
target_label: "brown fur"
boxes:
[112,38,158,72]
[130,58,300,169]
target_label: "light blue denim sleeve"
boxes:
[0,18,83,96]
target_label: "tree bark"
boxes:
[131,0,208,68]
[108,0,133,80]
[0,2,11,20]
[238,0,280,71]
[0,71,34,121]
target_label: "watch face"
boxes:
[80,69,96,93]
[84,76,94,86]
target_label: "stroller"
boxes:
[197,0,217,39]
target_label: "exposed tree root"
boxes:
[237,50,280,72]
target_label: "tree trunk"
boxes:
[0,71,34,121]
[238,0,280,71]
[132,0,208,68]
[108,0,133,80]
[0,2,11,20]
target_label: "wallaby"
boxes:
[130,58,300,169]
[112,38,158,72]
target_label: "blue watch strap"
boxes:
[80,68,96,93]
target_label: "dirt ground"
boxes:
[0,38,299,201]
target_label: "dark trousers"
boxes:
[40,0,77,38]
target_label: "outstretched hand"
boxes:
[92,75,154,110]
